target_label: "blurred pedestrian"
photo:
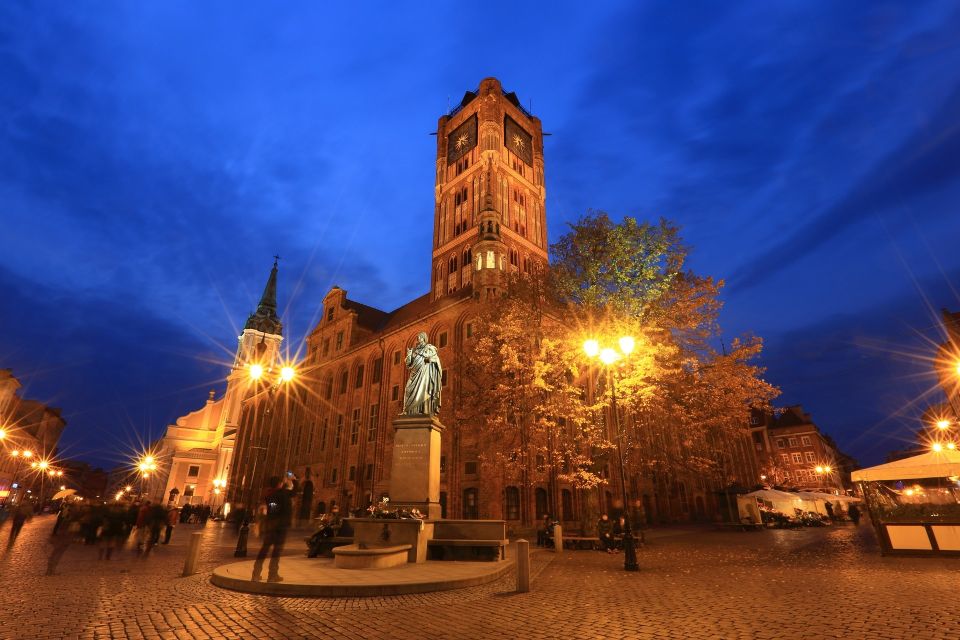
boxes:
[135,501,152,555]
[7,501,34,546]
[251,476,292,583]
[163,504,178,544]
[46,507,78,575]
[597,514,615,553]
[98,505,126,560]
[848,503,862,526]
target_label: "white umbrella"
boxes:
[51,488,76,501]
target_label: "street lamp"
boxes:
[584,335,639,572]
[137,455,158,499]
[8,449,33,504]
[235,361,297,557]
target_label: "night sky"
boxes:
[3,2,960,470]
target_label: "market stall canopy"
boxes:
[797,491,861,503]
[851,450,960,482]
[51,488,76,501]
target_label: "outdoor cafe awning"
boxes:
[851,450,960,482]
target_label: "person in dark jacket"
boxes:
[847,503,862,526]
[597,514,615,553]
[252,476,292,583]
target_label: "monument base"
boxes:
[389,414,444,521]
[348,518,435,563]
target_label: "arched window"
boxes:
[505,486,520,520]
[449,255,458,273]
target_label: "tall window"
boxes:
[438,331,448,349]
[791,453,802,464]
[393,350,401,365]
[322,338,330,357]
[355,364,365,388]
[324,376,333,400]
[336,331,344,350]
[372,357,383,384]
[331,468,338,484]
[368,403,379,441]
[804,451,815,463]
[391,385,399,402]
[319,418,328,451]
[339,371,348,394]
[350,408,360,445]
[334,415,343,448]
[348,466,356,481]
[801,436,812,446]
[326,307,334,322]
[505,486,520,520]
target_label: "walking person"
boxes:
[162,504,178,544]
[98,505,125,560]
[7,501,34,546]
[848,503,862,526]
[251,476,292,583]
[135,501,152,555]
[46,507,77,576]
[597,513,615,553]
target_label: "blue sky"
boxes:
[2,1,960,468]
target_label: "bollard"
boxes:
[553,524,563,554]
[182,531,203,577]
[516,539,530,593]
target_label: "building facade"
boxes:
[224,78,763,528]
[0,368,67,503]
[751,405,853,492]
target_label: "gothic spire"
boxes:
[244,257,283,335]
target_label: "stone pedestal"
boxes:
[389,414,445,520]
[349,518,435,563]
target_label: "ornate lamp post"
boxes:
[584,335,639,572]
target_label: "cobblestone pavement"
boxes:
[0,515,957,639]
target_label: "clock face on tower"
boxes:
[504,116,533,165]
[447,114,478,164]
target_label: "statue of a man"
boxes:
[402,331,442,416]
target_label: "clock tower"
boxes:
[431,77,548,301]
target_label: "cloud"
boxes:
[760,264,960,466]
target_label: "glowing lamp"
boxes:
[600,348,620,365]
[23,451,32,458]
[280,366,295,382]
[815,466,824,474]
[583,339,600,358]
[38,460,49,470]
[936,420,951,430]
[933,442,943,453]
[618,336,635,356]
[0,428,6,440]
[948,442,957,450]
[824,466,832,473]
[249,364,264,380]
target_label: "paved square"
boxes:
[0,516,956,639]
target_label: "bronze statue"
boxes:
[402,331,442,415]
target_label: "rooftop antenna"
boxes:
[720,337,727,356]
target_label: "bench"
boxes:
[427,538,507,561]
[304,535,353,557]
[563,536,601,550]
[428,519,508,561]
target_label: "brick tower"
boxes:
[431,77,548,301]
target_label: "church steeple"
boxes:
[244,257,283,336]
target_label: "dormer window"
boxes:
[326,307,334,322]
